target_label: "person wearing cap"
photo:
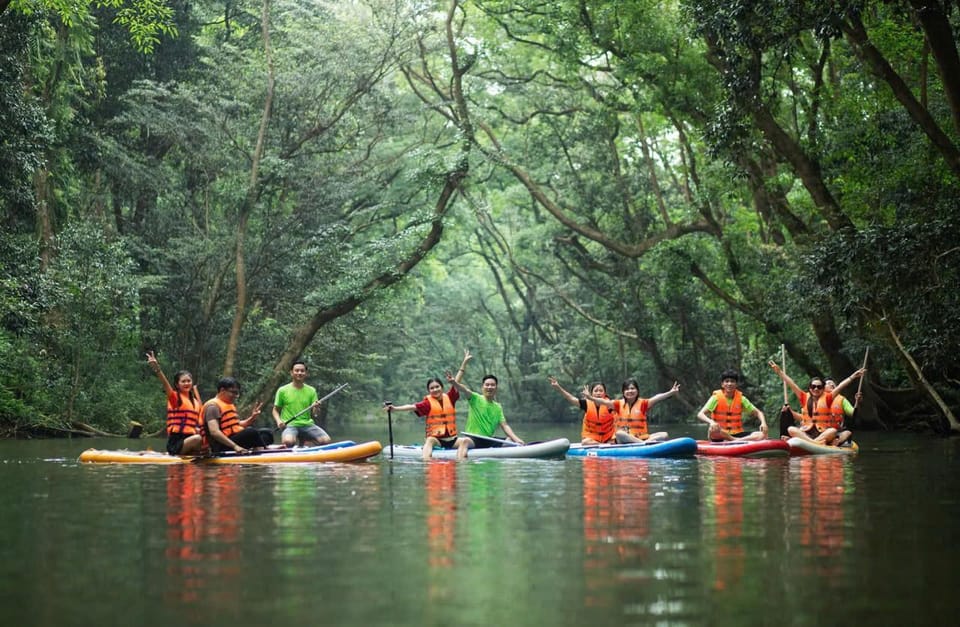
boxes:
[697,370,768,441]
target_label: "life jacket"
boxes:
[203,396,241,437]
[581,400,615,443]
[615,398,650,438]
[425,393,458,438]
[824,394,847,431]
[166,391,201,435]
[801,393,834,431]
[712,390,743,433]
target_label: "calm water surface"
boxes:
[1,424,958,626]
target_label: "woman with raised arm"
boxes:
[549,377,616,445]
[584,378,678,444]
[769,362,865,446]
[146,351,203,456]
[384,349,472,460]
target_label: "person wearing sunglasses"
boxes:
[769,362,865,445]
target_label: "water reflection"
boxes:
[163,465,241,609]
[426,461,457,572]
[581,457,651,609]
[423,459,458,614]
[702,459,746,592]
[792,456,852,578]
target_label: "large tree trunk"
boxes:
[245,163,469,409]
[908,0,960,135]
[223,0,275,376]
[842,11,960,179]
[34,165,55,272]
[810,310,858,379]
[885,317,960,433]
[700,38,854,232]
[748,106,854,231]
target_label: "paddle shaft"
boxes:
[280,383,349,426]
[781,344,788,403]
[463,432,520,447]
[387,406,394,459]
[855,348,869,407]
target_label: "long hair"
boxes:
[171,370,197,408]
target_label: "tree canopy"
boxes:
[1,0,958,437]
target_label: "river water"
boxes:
[1,424,958,626]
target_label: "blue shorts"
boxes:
[282,424,329,444]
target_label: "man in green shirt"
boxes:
[272,360,331,447]
[448,372,524,460]
[697,369,768,441]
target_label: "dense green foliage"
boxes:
[1,0,958,438]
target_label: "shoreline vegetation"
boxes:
[1,2,957,438]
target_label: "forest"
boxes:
[1,0,958,438]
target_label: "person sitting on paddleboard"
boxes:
[697,370,768,442]
[582,378,678,444]
[384,349,472,460]
[549,377,616,445]
[447,370,524,460]
[146,351,204,456]
[272,359,332,448]
[824,377,860,447]
[770,362,864,446]
[202,377,267,455]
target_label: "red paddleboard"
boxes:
[696,439,791,458]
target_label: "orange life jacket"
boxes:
[615,398,651,438]
[712,390,743,433]
[166,391,201,435]
[824,394,847,431]
[203,396,241,437]
[425,393,458,438]
[801,393,833,431]
[581,400,615,443]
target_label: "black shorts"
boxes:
[436,436,458,450]
[166,432,190,455]
[210,428,271,453]
[468,434,499,449]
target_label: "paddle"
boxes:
[781,344,788,404]
[577,440,656,449]
[277,383,349,430]
[206,440,355,458]
[384,401,395,459]
[778,344,795,439]
[855,348,869,409]
[462,432,521,448]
